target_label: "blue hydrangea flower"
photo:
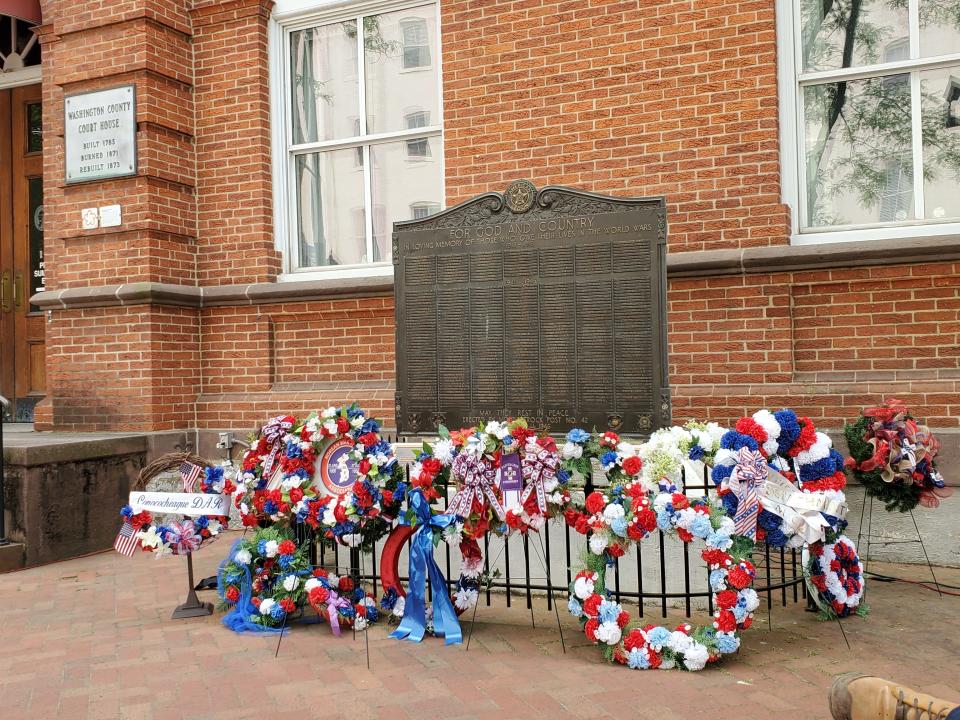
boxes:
[647,626,671,648]
[598,599,621,624]
[710,569,727,592]
[610,517,628,537]
[566,428,590,444]
[628,648,650,669]
[567,597,583,618]
[732,603,749,623]
[656,509,674,532]
[691,514,713,539]
[716,632,740,654]
[706,530,732,550]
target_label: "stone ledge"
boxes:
[2,432,149,467]
[30,234,960,310]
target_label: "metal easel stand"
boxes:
[171,552,214,619]
[465,531,566,654]
[856,489,942,599]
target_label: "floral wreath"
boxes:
[118,465,229,556]
[217,526,314,631]
[710,409,849,548]
[566,480,759,671]
[844,398,951,512]
[806,535,865,619]
[235,405,405,550]
[305,569,379,634]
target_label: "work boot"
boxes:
[830,673,960,720]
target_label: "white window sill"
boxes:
[279,263,395,283]
[792,221,960,246]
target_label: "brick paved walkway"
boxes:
[1,533,958,720]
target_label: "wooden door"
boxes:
[0,83,44,422]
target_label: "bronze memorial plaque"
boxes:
[393,182,669,435]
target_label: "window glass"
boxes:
[26,103,42,153]
[295,149,366,267]
[919,0,960,58]
[370,137,443,261]
[803,74,915,227]
[920,64,960,220]
[290,21,360,144]
[800,0,909,72]
[364,6,438,134]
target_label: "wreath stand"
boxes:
[855,488,942,599]
[464,531,567,654]
[136,451,218,620]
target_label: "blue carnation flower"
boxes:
[656,509,674,532]
[628,648,650,669]
[566,428,590,444]
[802,456,837,483]
[711,464,734,487]
[359,419,381,435]
[393,482,408,503]
[557,469,570,484]
[194,516,209,529]
[691,514,713,539]
[365,604,379,622]
[600,451,618,469]
[765,527,788,547]
[257,540,268,556]
[688,444,705,461]
[829,449,846,473]
[205,466,224,487]
[347,405,364,419]
[270,604,286,621]
[598,599,621,624]
[503,435,514,447]
[278,554,293,569]
[774,409,800,455]
[647,626,671,648]
[720,492,738,517]
[120,505,133,518]
[567,597,583,618]
[716,632,740,654]
[709,569,727,591]
[263,500,278,516]
[285,440,303,459]
[340,604,356,618]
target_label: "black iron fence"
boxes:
[302,456,807,621]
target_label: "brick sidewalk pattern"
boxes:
[1,533,958,720]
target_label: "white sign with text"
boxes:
[65,85,137,183]
[129,491,230,517]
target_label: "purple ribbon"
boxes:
[520,447,559,514]
[261,415,293,478]
[324,590,352,636]
[449,453,504,520]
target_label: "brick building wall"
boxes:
[31,0,959,437]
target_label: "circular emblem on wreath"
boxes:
[317,437,360,496]
[504,179,536,213]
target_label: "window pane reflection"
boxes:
[364,6,438,134]
[800,0,909,72]
[920,64,960,220]
[803,74,915,227]
[296,149,366,267]
[370,138,443,261]
[291,22,360,144]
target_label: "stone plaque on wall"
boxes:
[64,85,137,184]
[393,181,669,435]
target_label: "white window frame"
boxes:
[270,0,444,280]
[776,0,960,246]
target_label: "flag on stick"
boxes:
[113,521,139,557]
[180,461,202,493]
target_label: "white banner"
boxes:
[129,491,231,517]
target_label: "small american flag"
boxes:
[180,461,202,493]
[113,521,139,557]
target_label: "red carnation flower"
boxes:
[241,513,260,527]
[788,417,817,457]
[727,563,755,590]
[607,543,625,558]
[647,649,662,669]
[715,609,737,633]
[225,585,239,603]
[278,539,297,556]
[622,456,642,476]
[715,589,738,609]
[584,618,600,642]
[511,426,535,445]
[333,503,348,523]
[616,610,630,628]
[735,417,768,448]
[575,516,590,535]
[280,598,296,613]
[338,576,354,593]
[612,648,628,665]
[335,417,350,434]
[309,586,329,605]
[251,596,261,608]
[313,567,329,577]
[583,594,602,617]
[623,628,645,652]
[701,548,731,567]
[677,528,693,543]
[600,431,620,448]
[585,492,606,515]
[288,487,303,503]
[671,493,689,510]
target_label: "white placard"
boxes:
[65,85,137,184]
[129,491,231,517]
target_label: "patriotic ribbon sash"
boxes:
[389,490,462,645]
[448,453,504,520]
[520,447,559,514]
[323,590,352,637]
[167,520,202,555]
[261,415,294,478]
[760,470,848,545]
[726,447,765,540]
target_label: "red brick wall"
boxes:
[441,0,790,253]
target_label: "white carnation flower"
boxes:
[683,642,710,671]
[264,541,279,558]
[667,631,693,653]
[595,621,622,645]
[393,596,406,617]
[433,439,456,465]
[573,575,595,600]
[562,442,583,460]
[304,578,321,592]
[740,588,760,612]
[282,575,300,592]
[354,615,368,631]
[602,503,625,524]
[259,599,276,616]
[589,534,609,555]
[233,549,252,565]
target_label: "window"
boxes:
[280,2,442,271]
[410,201,440,219]
[400,18,430,69]
[405,110,431,158]
[782,0,960,239]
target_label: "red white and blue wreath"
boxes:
[805,535,865,619]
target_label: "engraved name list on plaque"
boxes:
[393,181,669,436]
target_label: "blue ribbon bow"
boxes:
[389,490,463,645]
